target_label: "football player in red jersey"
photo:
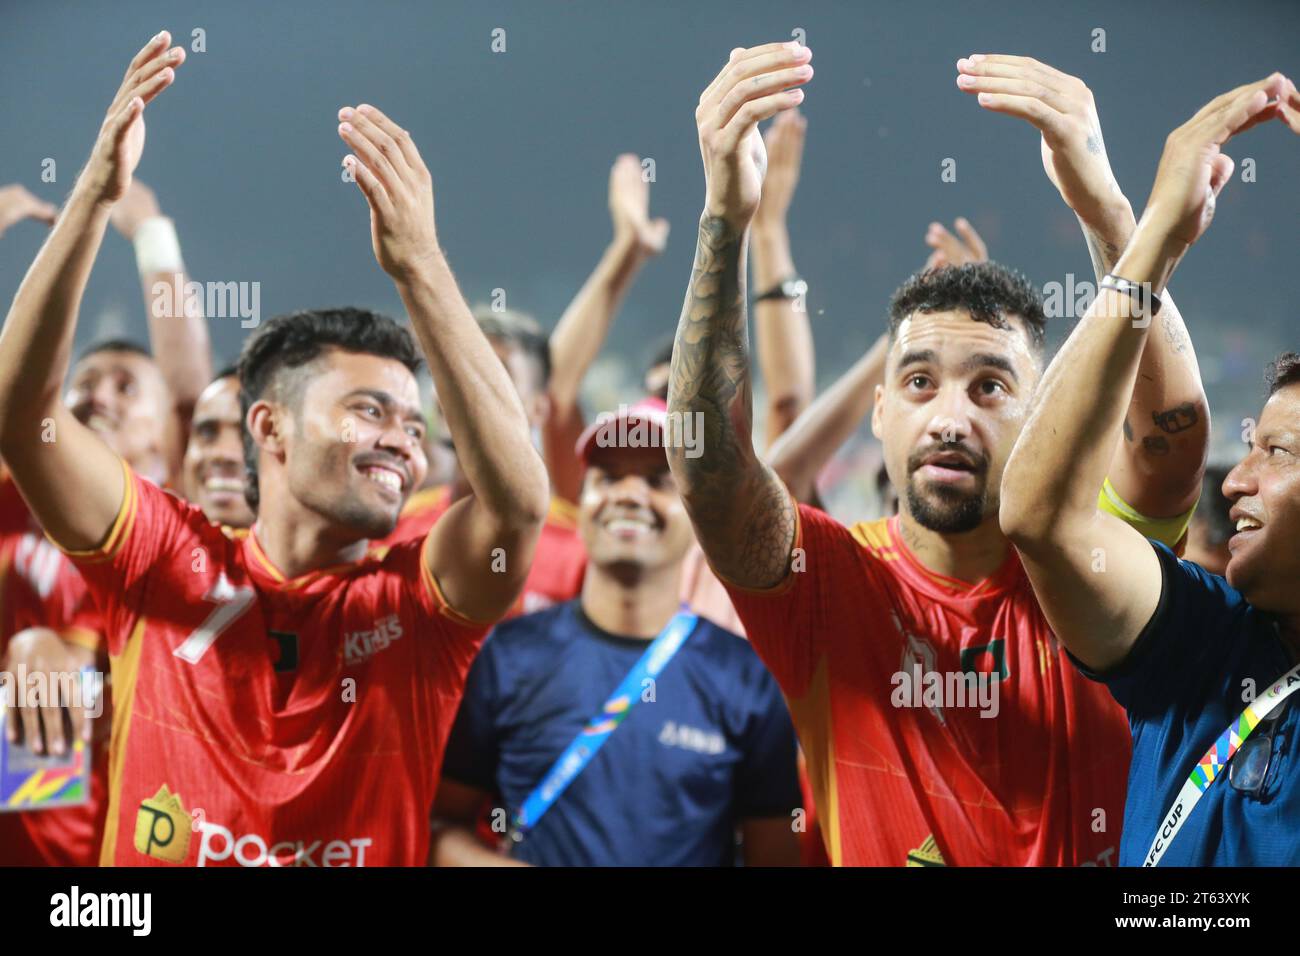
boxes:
[0,171,216,873]
[0,32,548,866]
[666,44,1211,866]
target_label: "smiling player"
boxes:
[0,32,548,866]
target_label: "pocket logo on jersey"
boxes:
[134,785,192,864]
[196,820,373,867]
[343,614,403,665]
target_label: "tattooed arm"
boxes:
[960,55,1209,523]
[667,42,812,590]
[1078,217,1207,522]
[1002,74,1293,669]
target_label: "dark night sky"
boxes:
[2,0,1296,463]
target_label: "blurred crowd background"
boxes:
[3,0,1295,522]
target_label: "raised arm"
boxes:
[0,33,185,549]
[544,154,667,503]
[1001,73,1296,671]
[959,55,1210,525]
[109,179,214,444]
[667,43,812,589]
[750,108,814,447]
[338,104,549,622]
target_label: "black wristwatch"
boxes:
[755,276,807,303]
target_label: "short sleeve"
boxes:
[733,664,802,819]
[51,463,196,655]
[380,533,492,683]
[720,502,864,697]
[1074,540,1250,718]
[439,635,504,793]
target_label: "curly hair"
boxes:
[888,262,1047,355]
[235,307,423,511]
[1266,351,1300,397]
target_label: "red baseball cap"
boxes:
[575,397,669,466]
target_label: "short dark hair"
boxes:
[888,262,1047,354]
[236,307,423,511]
[76,338,153,363]
[1266,352,1300,396]
[1195,464,1235,548]
[472,306,551,390]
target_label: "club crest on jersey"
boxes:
[905,834,946,866]
[343,614,403,665]
[134,785,191,864]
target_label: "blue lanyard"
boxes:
[510,609,698,842]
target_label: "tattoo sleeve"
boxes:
[667,216,795,589]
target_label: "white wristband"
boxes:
[132,217,184,276]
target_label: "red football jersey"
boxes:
[0,476,109,866]
[723,502,1130,867]
[62,462,490,867]
[385,485,586,617]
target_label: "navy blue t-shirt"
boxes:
[440,600,801,866]
[1077,541,1300,866]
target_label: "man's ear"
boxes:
[870,383,886,441]
[246,399,287,460]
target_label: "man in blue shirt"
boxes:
[431,398,802,866]
[999,74,1300,865]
